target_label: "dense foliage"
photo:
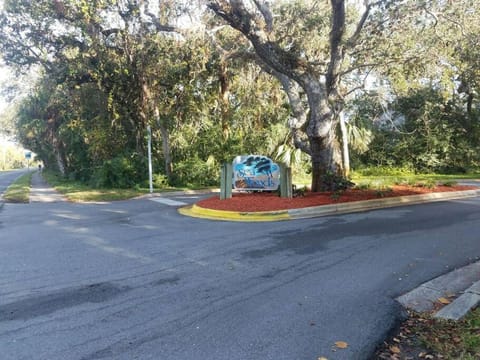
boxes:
[1,1,479,187]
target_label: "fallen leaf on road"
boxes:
[438,297,451,304]
[334,341,348,349]
[317,357,328,360]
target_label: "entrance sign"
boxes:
[232,155,280,191]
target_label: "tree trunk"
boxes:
[309,120,343,192]
[55,150,66,175]
[303,79,344,192]
[219,60,231,139]
[339,111,350,177]
[154,106,173,179]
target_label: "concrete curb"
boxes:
[397,260,480,321]
[434,281,480,320]
[178,204,291,222]
[179,189,480,222]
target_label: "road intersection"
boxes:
[1,170,480,360]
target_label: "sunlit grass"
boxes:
[41,171,148,202]
[351,168,480,189]
[2,172,33,203]
[41,170,204,202]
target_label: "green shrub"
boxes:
[319,172,355,192]
[170,157,219,187]
[153,173,170,189]
[90,155,143,188]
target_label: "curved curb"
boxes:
[178,204,290,222]
[178,189,480,222]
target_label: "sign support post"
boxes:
[220,163,232,200]
[147,125,153,194]
[280,164,293,199]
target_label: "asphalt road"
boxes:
[1,186,480,360]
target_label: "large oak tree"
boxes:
[206,0,427,191]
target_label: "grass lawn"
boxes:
[2,172,33,203]
[41,171,148,202]
[351,172,480,188]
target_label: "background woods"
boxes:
[1,0,479,188]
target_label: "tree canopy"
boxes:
[1,0,479,188]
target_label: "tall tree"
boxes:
[206,0,437,190]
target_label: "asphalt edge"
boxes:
[179,188,480,222]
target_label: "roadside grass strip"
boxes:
[2,172,33,203]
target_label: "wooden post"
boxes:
[280,164,292,198]
[220,162,232,200]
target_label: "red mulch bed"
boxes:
[197,185,476,212]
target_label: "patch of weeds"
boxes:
[373,308,480,360]
[393,177,415,186]
[356,182,372,190]
[441,180,458,187]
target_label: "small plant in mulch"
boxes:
[414,179,437,189]
[330,190,343,201]
[292,185,307,197]
[375,186,393,198]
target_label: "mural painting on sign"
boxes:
[233,155,280,191]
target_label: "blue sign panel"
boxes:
[233,155,280,191]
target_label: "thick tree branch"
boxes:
[252,0,273,32]
[326,0,345,94]
[345,1,374,48]
[207,0,308,84]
